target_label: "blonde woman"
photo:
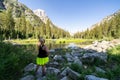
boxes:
[35,38,49,76]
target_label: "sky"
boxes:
[19,0,120,34]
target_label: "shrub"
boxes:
[0,42,35,80]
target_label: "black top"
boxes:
[37,45,48,58]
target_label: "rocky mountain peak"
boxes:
[33,9,48,23]
[0,0,5,10]
[89,9,120,30]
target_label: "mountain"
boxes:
[74,10,120,39]
[90,10,120,30]
[0,0,70,39]
[0,0,5,10]
[33,9,48,24]
[2,0,44,27]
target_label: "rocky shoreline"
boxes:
[20,39,120,80]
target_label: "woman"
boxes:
[35,38,49,76]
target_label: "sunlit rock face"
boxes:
[33,9,48,23]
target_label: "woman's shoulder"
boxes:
[43,45,47,48]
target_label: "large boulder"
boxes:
[60,67,80,80]
[53,55,64,61]
[35,66,42,78]
[47,67,60,75]
[85,75,108,80]
[82,52,107,63]
[49,61,59,68]
[84,40,114,52]
[49,49,55,53]
[60,76,69,80]
[73,58,82,67]
[95,67,106,73]
[65,53,74,62]
[71,51,83,57]
[20,75,35,80]
[66,43,79,49]
[24,63,37,72]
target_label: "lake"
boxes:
[21,41,92,54]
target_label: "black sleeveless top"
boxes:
[37,45,48,58]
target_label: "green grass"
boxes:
[0,42,36,80]
[4,38,94,45]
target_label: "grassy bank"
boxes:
[5,38,94,45]
[0,42,36,80]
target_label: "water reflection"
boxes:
[46,43,67,49]
[21,41,92,54]
[21,43,68,54]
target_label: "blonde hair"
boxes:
[39,38,45,43]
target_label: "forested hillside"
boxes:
[74,10,120,39]
[0,0,70,40]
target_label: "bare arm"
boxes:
[43,45,49,56]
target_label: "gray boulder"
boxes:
[84,40,113,52]
[73,58,82,67]
[20,75,34,80]
[47,67,60,75]
[60,67,80,80]
[35,67,42,78]
[82,52,107,63]
[24,63,37,72]
[95,67,106,73]
[65,53,74,62]
[60,76,69,80]
[49,61,59,68]
[49,49,55,53]
[37,76,46,80]
[66,43,79,49]
[53,55,64,61]
[61,67,70,77]
[71,52,83,57]
[85,75,108,80]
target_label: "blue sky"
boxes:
[19,0,120,34]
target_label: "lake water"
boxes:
[21,41,92,54]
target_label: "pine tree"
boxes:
[5,8,15,39]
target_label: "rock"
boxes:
[49,49,55,53]
[95,67,106,73]
[60,76,69,80]
[49,61,59,68]
[36,78,42,80]
[53,55,64,61]
[110,39,120,45]
[85,75,108,80]
[96,47,103,52]
[73,58,82,67]
[60,67,80,80]
[12,42,21,46]
[66,43,78,49]
[65,53,74,62]
[92,40,99,47]
[71,52,83,57]
[47,67,60,75]
[61,67,70,77]
[82,52,107,63]
[67,68,81,80]
[24,63,37,72]
[20,75,35,80]
[35,67,42,78]
[55,48,63,51]
[84,40,113,52]
[37,76,46,80]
